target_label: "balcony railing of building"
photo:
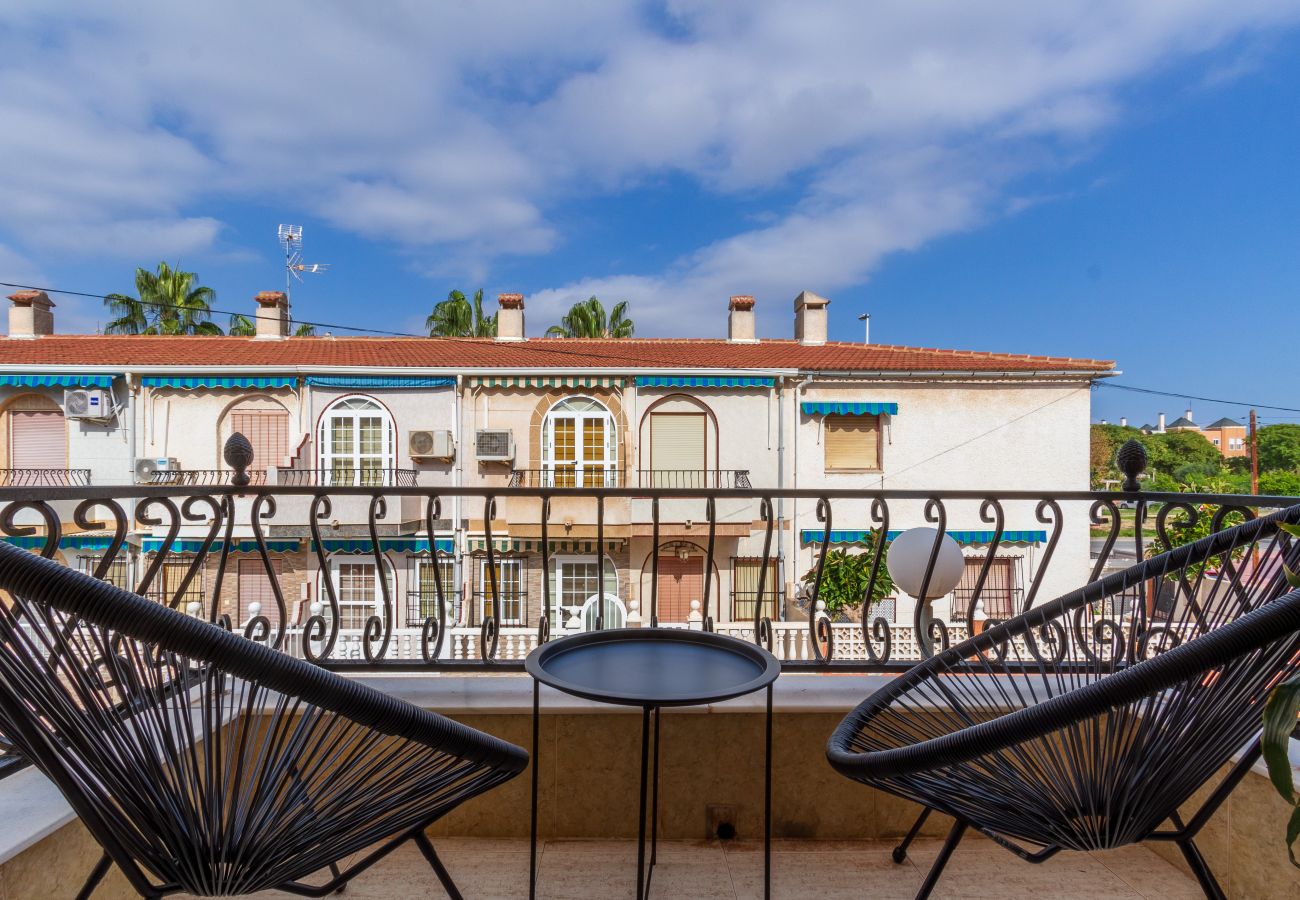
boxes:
[146,468,267,486]
[509,468,752,489]
[275,467,420,487]
[0,467,91,486]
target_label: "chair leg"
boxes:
[915,819,966,900]
[414,831,464,900]
[75,852,113,900]
[893,807,932,863]
[328,862,345,893]
[1176,838,1227,900]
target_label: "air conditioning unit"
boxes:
[63,389,113,420]
[475,429,515,463]
[135,457,180,484]
[409,429,454,461]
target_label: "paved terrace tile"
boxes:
[158,835,1201,899]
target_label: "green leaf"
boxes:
[1262,676,1300,802]
[1278,522,1300,539]
[1285,562,1300,590]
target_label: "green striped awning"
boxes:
[467,537,622,554]
[321,537,454,554]
[801,529,1046,546]
[0,374,117,388]
[142,376,295,390]
[801,401,897,416]
[635,376,774,389]
[306,376,455,389]
[2,534,116,551]
[142,538,302,553]
[471,376,623,390]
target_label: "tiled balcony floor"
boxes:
[217,834,1202,899]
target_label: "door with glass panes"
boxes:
[543,397,615,488]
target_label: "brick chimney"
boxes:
[727,295,757,343]
[793,290,829,345]
[253,291,289,339]
[495,293,525,342]
[7,290,54,338]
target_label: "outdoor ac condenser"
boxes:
[475,430,515,463]
[409,429,454,461]
[63,389,114,420]
[134,457,180,484]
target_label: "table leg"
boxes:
[650,706,661,874]
[529,679,540,900]
[636,705,652,900]
[764,683,773,900]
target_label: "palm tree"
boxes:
[545,296,634,338]
[426,289,495,337]
[229,314,255,336]
[103,262,221,335]
[293,322,316,337]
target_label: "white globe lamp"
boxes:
[247,601,261,621]
[886,527,964,656]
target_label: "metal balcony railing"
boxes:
[0,467,91,486]
[146,469,267,486]
[508,468,753,489]
[636,469,752,489]
[275,467,420,487]
[509,468,624,488]
[1,433,1298,677]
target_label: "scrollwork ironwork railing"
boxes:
[0,468,91,486]
[0,435,1298,679]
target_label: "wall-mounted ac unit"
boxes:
[135,457,180,484]
[63,389,113,420]
[409,429,454,461]
[475,430,515,463]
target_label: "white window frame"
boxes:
[542,396,617,488]
[412,555,461,625]
[318,395,396,486]
[323,555,395,629]
[477,556,525,626]
[551,554,620,629]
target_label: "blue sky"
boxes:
[1,2,1298,427]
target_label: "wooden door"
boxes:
[655,555,702,623]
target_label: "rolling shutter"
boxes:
[655,555,703,623]
[238,557,283,628]
[823,414,880,471]
[11,410,66,469]
[231,409,290,470]
[650,413,705,473]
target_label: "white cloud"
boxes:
[0,0,1296,328]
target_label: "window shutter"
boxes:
[238,557,283,627]
[650,414,705,472]
[11,410,66,469]
[231,409,290,471]
[824,414,880,471]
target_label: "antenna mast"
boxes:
[276,224,330,305]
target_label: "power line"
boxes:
[1095,381,1300,415]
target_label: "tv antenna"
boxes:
[277,224,330,299]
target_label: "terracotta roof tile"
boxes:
[0,335,1114,373]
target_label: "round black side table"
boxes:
[525,628,780,900]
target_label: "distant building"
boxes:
[1202,416,1248,458]
[1166,408,1198,433]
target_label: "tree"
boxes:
[426,289,495,337]
[545,296,634,338]
[228,314,255,336]
[103,262,221,335]
[1258,424,1300,473]
[800,534,895,620]
[293,322,316,337]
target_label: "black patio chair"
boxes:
[828,504,1300,900]
[0,541,528,898]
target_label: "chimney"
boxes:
[727,295,757,343]
[1100,419,1109,425]
[858,312,870,344]
[7,290,54,338]
[1157,412,1166,433]
[253,291,289,339]
[793,290,829,345]
[1184,408,1193,423]
[496,293,525,342]
[1119,417,1127,427]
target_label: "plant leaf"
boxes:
[1277,522,1300,539]
[1286,564,1300,590]
[1262,675,1300,802]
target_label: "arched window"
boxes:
[318,396,394,486]
[4,394,67,482]
[542,396,616,488]
[224,396,290,477]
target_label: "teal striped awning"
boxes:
[2,534,115,551]
[801,401,897,416]
[472,376,622,390]
[321,537,454,554]
[0,374,117,388]
[801,529,1046,546]
[467,537,622,554]
[306,376,455,389]
[142,376,295,390]
[142,538,302,553]
[635,376,774,389]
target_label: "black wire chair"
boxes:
[0,541,528,898]
[828,504,1300,900]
